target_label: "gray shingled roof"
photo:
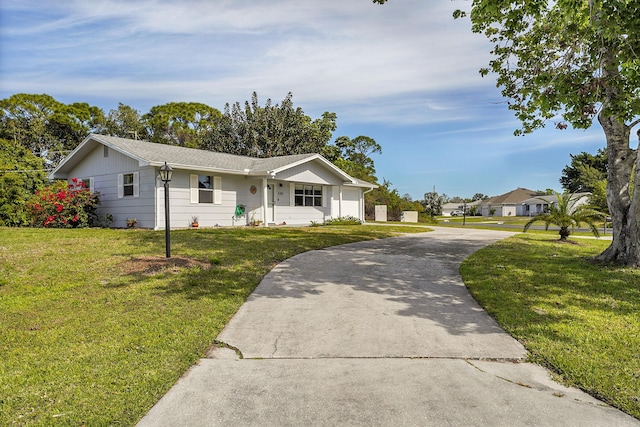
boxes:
[92,134,318,174]
[484,188,541,205]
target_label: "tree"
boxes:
[365,179,423,221]
[450,1,640,266]
[0,94,105,168]
[523,192,604,241]
[422,190,446,218]
[561,149,609,212]
[205,92,336,157]
[471,193,489,201]
[330,135,381,182]
[0,138,47,226]
[448,196,465,203]
[49,102,106,150]
[560,149,608,192]
[589,179,609,214]
[143,102,221,148]
[104,103,148,140]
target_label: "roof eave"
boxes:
[343,181,378,189]
[48,135,95,179]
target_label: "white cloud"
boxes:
[1,0,493,126]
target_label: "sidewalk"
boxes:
[137,227,638,426]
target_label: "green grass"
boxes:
[461,234,640,419]
[0,225,430,426]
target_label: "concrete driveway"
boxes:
[137,227,639,426]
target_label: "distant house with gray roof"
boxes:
[478,188,543,217]
[49,134,376,229]
[441,201,481,216]
[470,188,593,217]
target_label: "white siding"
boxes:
[272,205,330,225]
[238,179,265,225]
[331,186,340,218]
[158,172,242,228]
[265,180,331,225]
[275,161,343,185]
[340,187,361,218]
[71,145,139,177]
[269,183,364,225]
[66,145,156,228]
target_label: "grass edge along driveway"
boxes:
[0,225,429,426]
[461,233,640,420]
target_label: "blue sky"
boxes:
[0,0,607,200]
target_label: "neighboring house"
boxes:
[441,201,481,216]
[49,134,377,229]
[521,192,591,216]
[442,202,463,216]
[478,188,543,217]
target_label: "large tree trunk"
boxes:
[595,112,640,266]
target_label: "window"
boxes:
[198,175,213,203]
[294,184,322,207]
[118,172,139,198]
[80,177,94,192]
[190,174,221,204]
[123,173,135,196]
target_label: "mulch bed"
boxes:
[118,256,209,275]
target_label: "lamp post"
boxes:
[159,162,173,258]
[463,201,467,226]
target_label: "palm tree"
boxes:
[523,192,605,240]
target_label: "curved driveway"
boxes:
[138,227,639,426]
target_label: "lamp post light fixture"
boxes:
[159,162,173,258]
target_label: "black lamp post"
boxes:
[463,201,467,226]
[159,162,173,258]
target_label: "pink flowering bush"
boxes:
[28,178,100,228]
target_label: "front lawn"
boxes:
[0,225,429,426]
[461,234,640,419]
[4,227,637,424]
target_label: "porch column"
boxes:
[262,177,269,227]
[339,186,343,218]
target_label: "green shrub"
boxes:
[322,216,363,225]
[0,138,48,226]
[27,179,100,228]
